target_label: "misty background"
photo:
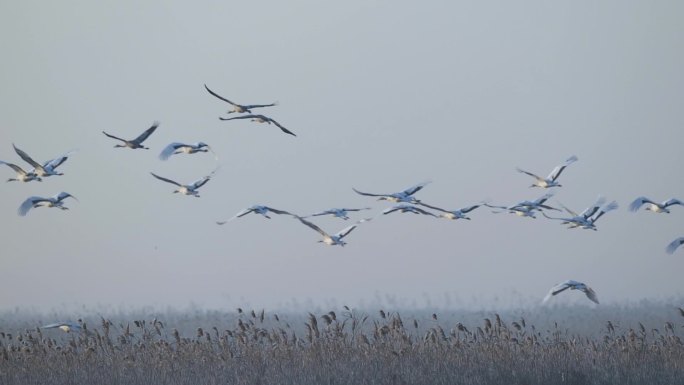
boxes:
[1,1,683,312]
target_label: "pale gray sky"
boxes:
[1,1,683,311]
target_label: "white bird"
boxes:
[629,197,683,214]
[217,205,293,224]
[353,181,431,204]
[485,203,538,218]
[305,207,372,220]
[18,192,77,216]
[296,217,370,246]
[382,204,437,217]
[517,155,578,188]
[543,280,599,304]
[150,171,213,197]
[12,144,74,178]
[510,192,560,212]
[41,322,82,333]
[417,202,482,220]
[204,84,278,114]
[666,237,684,254]
[544,198,617,230]
[0,160,41,182]
[159,142,216,161]
[219,114,296,137]
[102,122,159,149]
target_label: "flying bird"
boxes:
[18,192,77,216]
[12,144,74,178]
[485,203,538,218]
[0,160,41,182]
[295,217,370,246]
[517,155,578,188]
[219,114,296,136]
[150,171,213,197]
[543,280,599,304]
[159,142,216,161]
[352,181,431,204]
[629,197,683,214]
[216,205,293,224]
[102,122,159,149]
[41,322,82,333]
[382,204,437,217]
[544,198,617,230]
[666,237,684,254]
[305,207,372,220]
[510,192,560,212]
[204,84,277,114]
[417,202,482,220]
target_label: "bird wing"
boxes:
[264,207,293,216]
[191,176,211,189]
[533,192,555,205]
[132,122,160,144]
[417,201,449,213]
[556,202,578,217]
[629,196,655,212]
[265,117,296,136]
[18,196,47,216]
[41,322,68,329]
[666,237,684,254]
[0,160,27,175]
[402,181,431,196]
[516,168,543,181]
[543,282,571,303]
[591,201,618,223]
[335,224,358,239]
[150,172,182,187]
[102,131,127,142]
[55,192,76,202]
[583,287,600,304]
[382,206,402,215]
[42,149,76,171]
[412,206,437,217]
[158,143,186,161]
[352,188,386,197]
[343,207,371,212]
[460,205,481,214]
[580,196,607,218]
[235,207,257,218]
[243,102,278,109]
[204,84,239,106]
[297,216,328,237]
[663,198,683,208]
[219,114,255,121]
[547,155,578,181]
[12,144,43,170]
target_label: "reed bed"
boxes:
[1,304,683,385]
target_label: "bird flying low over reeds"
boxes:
[41,322,82,333]
[18,192,77,216]
[543,280,599,304]
[517,155,578,188]
[103,122,159,149]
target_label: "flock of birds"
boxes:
[3,84,683,311]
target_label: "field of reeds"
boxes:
[1,302,683,385]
